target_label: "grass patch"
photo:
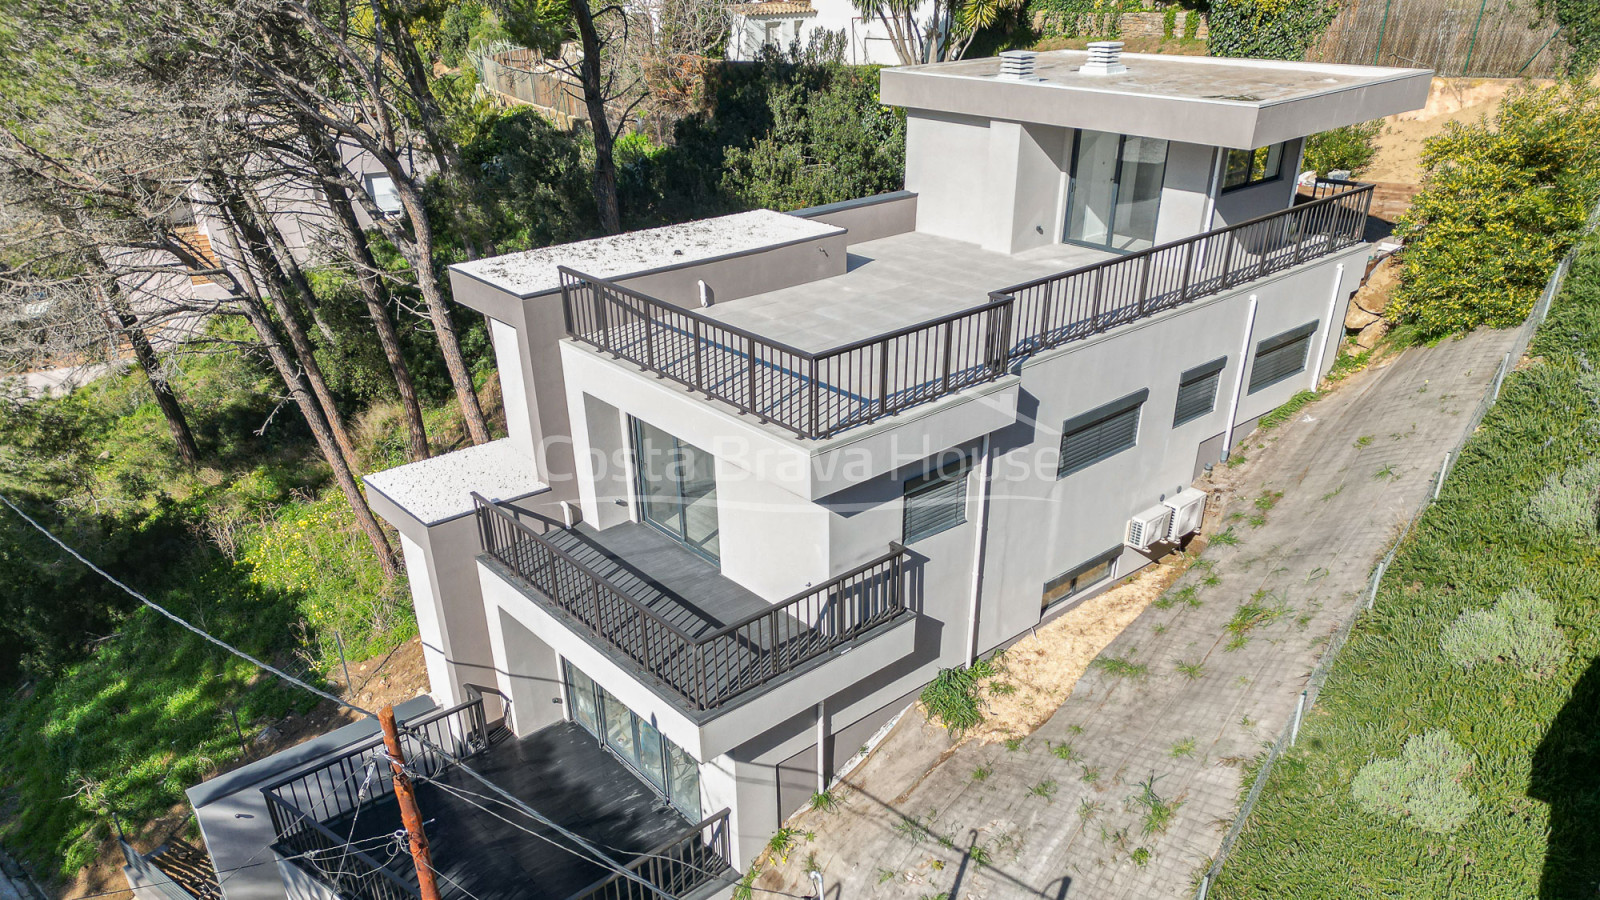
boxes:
[1259,390,1321,431]
[971,764,992,782]
[920,653,1003,733]
[1170,737,1198,758]
[1211,527,1241,546]
[1029,778,1059,801]
[1049,741,1081,762]
[1212,239,1600,898]
[1224,592,1288,651]
[1093,653,1150,679]
[1174,659,1206,679]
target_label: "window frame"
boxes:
[1248,321,1318,394]
[1221,143,1288,193]
[1057,388,1149,479]
[563,660,702,820]
[1172,356,1228,427]
[1042,546,1122,610]
[902,452,974,544]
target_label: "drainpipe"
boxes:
[1222,294,1260,463]
[1310,263,1346,390]
[1202,146,1226,232]
[815,700,828,793]
[965,435,995,667]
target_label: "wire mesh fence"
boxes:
[1305,0,1567,77]
[1193,222,1591,899]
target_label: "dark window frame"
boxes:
[1221,142,1288,193]
[1248,322,1318,394]
[902,452,974,544]
[1173,356,1228,427]
[563,660,702,820]
[1057,389,1149,479]
[1042,546,1122,609]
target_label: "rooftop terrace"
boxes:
[881,51,1432,148]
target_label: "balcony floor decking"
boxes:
[320,722,703,900]
[544,522,779,639]
[701,232,1115,352]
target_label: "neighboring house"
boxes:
[725,0,929,65]
[176,48,1430,900]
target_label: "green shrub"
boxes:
[1389,83,1600,341]
[1439,587,1569,678]
[1527,457,1600,536]
[1030,0,1140,39]
[1302,121,1382,178]
[920,656,1000,732]
[1351,730,1479,834]
[1206,0,1337,61]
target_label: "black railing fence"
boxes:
[999,181,1373,355]
[562,268,1012,440]
[475,495,910,712]
[561,182,1373,439]
[567,809,734,900]
[260,694,495,900]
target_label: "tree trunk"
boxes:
[217,188,364,472]
[245,185,338,345]
[305,123,432,462]
[571,0,622,234]
[103,297,199,467]
[391,176,492,445]
[239,293,399,580]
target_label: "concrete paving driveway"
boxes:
[756,326,1518,900]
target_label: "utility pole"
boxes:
[379,705,443,900]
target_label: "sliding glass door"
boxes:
[1064,130,1170,252]
[565,662,702,820]
[632,419,720,563]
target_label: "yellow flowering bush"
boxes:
[1390,83,1600,341]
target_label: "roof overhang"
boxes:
[880,51,1433,149]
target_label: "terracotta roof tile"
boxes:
[729,0,816,16]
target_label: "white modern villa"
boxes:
[170,47,1431,900]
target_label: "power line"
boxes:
[0,493,373,717]
[1,495,685,899]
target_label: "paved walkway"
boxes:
[759,327,1518,900]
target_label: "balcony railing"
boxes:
[559,181,1373,438]
[475,495,911,712]
[261,692,496,900]
[567,809,734,900]
[996,180,1374,356]
[561,267,1013,440]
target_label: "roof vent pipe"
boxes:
[997,50,1041,82]
[1080,40,1128,75]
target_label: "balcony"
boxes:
[474,496,912,714]
[261,693,734,900]
[560,181,1373,438]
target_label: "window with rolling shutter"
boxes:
[1058,389,1148,478]
[903,455,972,543]
[1248,322,1318,393]
[1173,357,1227,427]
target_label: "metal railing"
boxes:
[560,182,1373,439]
[119,840,216,900]
[566,809,734,900]
[260,694,495,900]
[996,181,1374,357]
[475,495,911,712]
[560,267,1014,439]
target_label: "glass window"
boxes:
[903,454,972,543]
[1249,322,1318,393]
[633,418,720,563]
[1042,548,1120,609]
[1065,131,1169,251]
[1173,357,1227,427]
[1058,389,1148,478]
[1222,142,1290,192]
[564,661,702,820]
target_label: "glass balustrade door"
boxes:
[632,418,721,563]
[1064,130,1170,252]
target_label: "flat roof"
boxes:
[881,51,1432,148]
[704,231,1113,351]
[364,438,548,526]
[449,210,841,298]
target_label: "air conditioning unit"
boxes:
[1163,488,1209,541]
[1126,504,1173,551]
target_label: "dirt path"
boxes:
[755,327,1517,900]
